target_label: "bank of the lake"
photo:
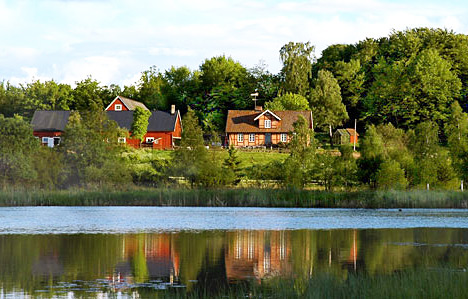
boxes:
[1,188,468,208]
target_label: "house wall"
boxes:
[125,132,175,150]
[106,98,129,111]
[350,135,358,144]
[258,114,280,129]
[33,131,63,138]
[228,133,290,147]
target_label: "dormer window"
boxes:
[264,119,271,128]
[115,104,122,111]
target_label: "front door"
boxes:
[265,133,271,145]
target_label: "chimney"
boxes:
[171,105,176,115]
[255,106,263,112]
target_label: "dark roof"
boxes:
[31,110,179,133]
[117,96,149,111]
[107,111,179,132]
[31,111,71,132]
[225,110,312,133]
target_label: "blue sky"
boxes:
[1,0,467,87]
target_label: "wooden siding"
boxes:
[106,98,129,111]
[258,114,280,129]
[228,133,290,147]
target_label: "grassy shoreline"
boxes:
[0,188,468,208]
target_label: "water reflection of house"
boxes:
[115,234,180,283]
[225,231,292,282]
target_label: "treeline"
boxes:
[2,28,468,135]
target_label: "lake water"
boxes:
[0,207,467,298]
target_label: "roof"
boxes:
[225,110,312,133]
[31,111,71,132]
[334,129,350,137]
[107,110,179,132]
[346,128,359,136]
[253,109,281,121]
[105,96,149,111]
[31,110,179,133]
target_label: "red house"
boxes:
[31,97,182,149]
[31,110,70,147]
[225,108,312,147]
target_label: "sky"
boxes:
[1,0,467,87]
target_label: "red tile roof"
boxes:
[225,110,312,133]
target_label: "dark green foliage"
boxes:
[0,115,39,187]
[223,146,242,185]
[376,160,408,190]
[264,93,309,111]
[59,111,130,187]
[72,77,104,111]
[131,107,152,142]
[279,41,315,96]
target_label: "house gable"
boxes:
[105,96,149,111]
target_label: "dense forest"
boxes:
[2,27,468,192]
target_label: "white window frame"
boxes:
[281,133,287,142]
[238,133,244,142]
[249,133,255,142]
[115,104,122,111]
[264,119,271,128]
[118,137,126,143]
[146,137,155,143]
[41,137,49,144]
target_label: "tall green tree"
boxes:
[137,66,167,110]
[72,77,104,111]
[0,115,38,187]
[445,102,468,183]
[279,42,315,96]
[131,107,152,142]
[264,93,309,111]
[282,115,315,189]
[172,108,208,187]
[309,69,348,142]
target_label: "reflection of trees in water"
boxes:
[1,229,468,296]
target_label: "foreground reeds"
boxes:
[1,188,468,208]
[138,268,468,298]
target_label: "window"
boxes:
[238,133,244,142]
[249,133,255,142]
[53,137,61,146]
[115,104,122,111]
[146,137,155,143]
[118,137,126,143]
[264,119,271,128]
[41,137,49,144]
[281,133,287,142]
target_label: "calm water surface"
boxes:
[0,207,467,298]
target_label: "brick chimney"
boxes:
[171,105,176,114]
[255,106,263,112]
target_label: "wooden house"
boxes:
[332,128,359,145]
[31,110,71,147]
[225,108,313,147]
[31,102,182,149]
[106,108,182,149]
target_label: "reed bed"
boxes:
[0,188,467,208]
[154,268,468,298]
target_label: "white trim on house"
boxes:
[281,133,287,142]
[249,133,255,142]
[264,119,271,128]
[115,104,122,111]
[238,133,244,142]
[253,109,281,121]
[118,137,126,143]
[146,137,155,143]
[105,96,129,111]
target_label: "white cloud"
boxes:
[0,0,468,85]
[9,67,52,86]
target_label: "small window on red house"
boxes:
[115,104,122,111]
[146,137,155,143]
[264,119,271,128]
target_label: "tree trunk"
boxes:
[329,124,333,146]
